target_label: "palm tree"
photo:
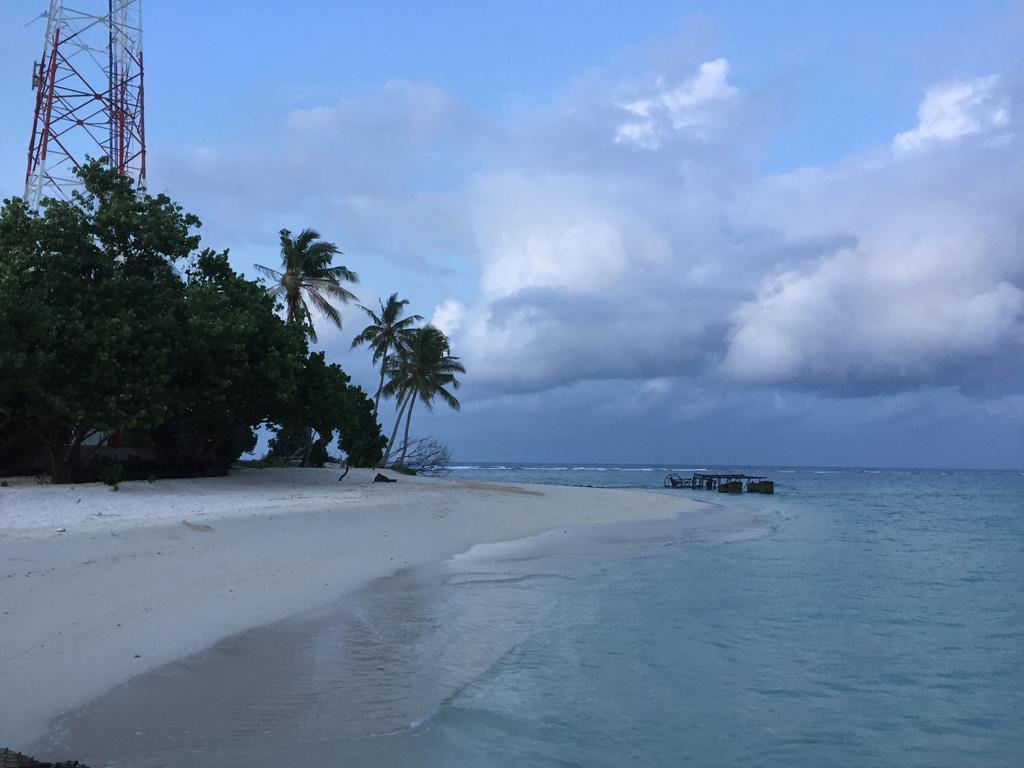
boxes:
[256,228,358,342]
[350,293,422,416]
[380,326,465,467]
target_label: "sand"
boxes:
[0,467,709,748]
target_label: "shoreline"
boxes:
[0,467,719,748]
[36,503,764,762]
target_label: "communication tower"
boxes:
[24,0,145,207]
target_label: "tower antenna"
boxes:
[24,0,145,207]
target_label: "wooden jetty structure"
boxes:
[664,472,774,494]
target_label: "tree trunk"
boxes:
[50,423,86,484]
[373,344,388,416]
[299,427,314,467]
[398,393,417,466]
[379,392,409,468]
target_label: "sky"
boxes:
[1,0,1022,468]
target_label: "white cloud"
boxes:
[466,171,672,299]
[720,72,1024,392]
[614,121,659,150]
[660,59,738,122]
[893,74,1010,154]
[614,58,738,149]
[721,235,1024,387]
[441,63,1024,396]
[431,299,465,335]
[155,58,1024,405]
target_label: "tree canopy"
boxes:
[0,162,383,481]
[380,325,465,467]
[255,228,358,342]
[351,292,422,415]
[268,351,386,468]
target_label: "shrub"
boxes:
[100,462,123,490]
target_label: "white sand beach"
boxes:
[0,468,714,749]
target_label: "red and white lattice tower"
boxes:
[24,0,145,207]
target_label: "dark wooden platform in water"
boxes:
[0,748,90,768]
[664,472,774,494]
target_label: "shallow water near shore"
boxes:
[34,468,1024,766]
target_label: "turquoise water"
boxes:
[39,466,1024,766]
[406,466,1024,766]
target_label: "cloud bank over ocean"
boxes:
[455,64,1021,399]
[157,56,1022,402]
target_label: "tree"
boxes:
[268,352,385,468]
[380,326,465,467]
[1,163,386,482]
[350,293,422,415]
[154,249,308,475]
[335,385,388,467]
[400,437,451,477]
[0,162,196,481]
[255,228,358,342]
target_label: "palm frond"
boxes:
[306,287,344,330]
[380,377,404,399]
[314,280,358,304]
[292,295,317,342]
[278,229,299,271]
[380,293,408,321]
[432,385,461,412]
[293,228,321,254]
[357,304,383,324]
[394,314,422,330]
[255,264,283,281]
[322,264,358,283]
[350,324,380,349]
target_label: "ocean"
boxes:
[37,465,1024,766]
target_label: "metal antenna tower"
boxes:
[24,0,145,208]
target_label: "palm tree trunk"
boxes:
[379,391,409,467]
[373,344,388,416]
[398,393,417,466]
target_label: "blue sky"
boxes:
[1,1,1022,467]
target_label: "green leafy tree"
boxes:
[380,326,465,467]
[269,352,385,467]
[0,162,197,481]
[266,424,315,466]
[153,250,308,474]
[350,292,422,415]
[1,163,385,482]
[336,384,388,466]
[255,228,358,342]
